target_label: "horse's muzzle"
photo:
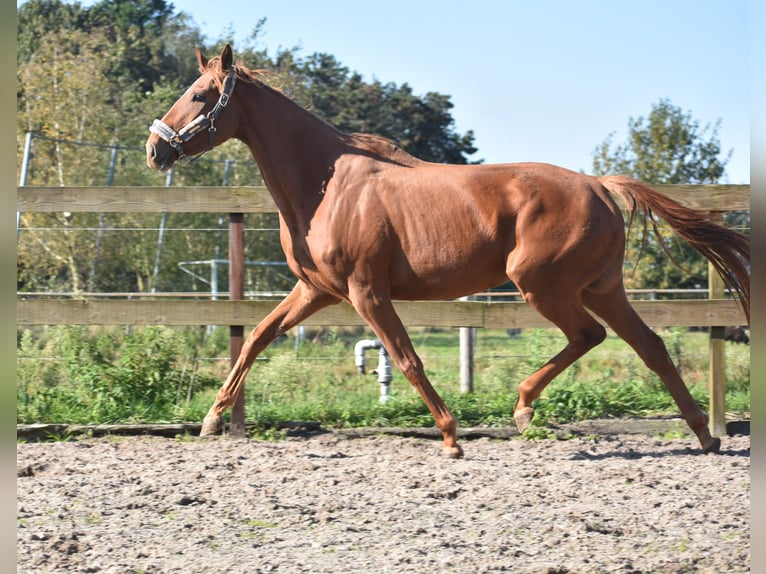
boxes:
[145,138,174,172]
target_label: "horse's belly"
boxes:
[389,251,508,300]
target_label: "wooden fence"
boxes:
[17,184,750,434]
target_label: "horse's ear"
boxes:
[220,43,233,70]
[196,46,208,73]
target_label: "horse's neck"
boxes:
[237,83,346,228]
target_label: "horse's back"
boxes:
[324,158,626,299]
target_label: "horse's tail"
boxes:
[599,175,750,326]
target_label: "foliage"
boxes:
[297,53,478,163]
[590,98,745,293]
[592,98,731,184]
[17,325,219,423]
[17,327,750,430]
[16,0,478,163]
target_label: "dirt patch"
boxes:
[17,431,749,573]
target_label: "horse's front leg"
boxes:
[350,287,463,458]
[200,281,338,437]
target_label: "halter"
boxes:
[149,65,237,165]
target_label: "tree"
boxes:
[66,0,187,95]
[16,4,481,294]
[18,28,122,177]
[297,53,478,164]
[592,98,731,184]
[591,99,741,293]
[17,28,127,293]
[17,0,90,64]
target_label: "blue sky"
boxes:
[27,0,752,182]
[169,0,750,183]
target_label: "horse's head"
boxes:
[146,44,240,171]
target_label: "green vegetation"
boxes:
[590,98,747,293]
[17,325,750,430]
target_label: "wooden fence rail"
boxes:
[16,298,745,329]
[17,184,751,213]
[17,185,750,435]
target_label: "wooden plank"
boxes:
[15,299,364,327]
[708,238,728,436]
[652,184,750,210]
[483,301,555,328]
[18,184,749,213]
[483,299,746,328]
[626,299,746,327]
[17,186,276,213]
[16,298,746,328]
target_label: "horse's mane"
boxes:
[234,63,270,85]
[204,57,422,167]
[346,133,423,167]
[203,56,267,85]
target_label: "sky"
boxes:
[23,0,752,183]
[167,0,750,183]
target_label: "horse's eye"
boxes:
[191,93,206,102]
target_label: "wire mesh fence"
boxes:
[17,132,292,296]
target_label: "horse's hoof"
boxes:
[442,445,464,459]
[702,437,721,454]
[200,414,224,437]
[514,407,535,434]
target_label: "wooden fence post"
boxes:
[708,213,727,437]
[459,296,475,393]
[228,213,246,436]
[459,326,475,394]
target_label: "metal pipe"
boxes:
[376,346,392,403]
[19,131,33,186]
[106,144,119,186]
[354,339,392,402]
[150,168,173,294]
[354,339,382,374]
[294,325,306,351]
[17,131,34,241]
[459,295,475,393]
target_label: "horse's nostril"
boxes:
[146,141,160,168]
[146,141,160,169]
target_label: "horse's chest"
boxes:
[281,231,351,293]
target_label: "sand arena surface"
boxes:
[17,431,749,573]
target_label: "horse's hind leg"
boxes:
[582,288,719,453]
[200,280,338,437]
[513,292,607,433]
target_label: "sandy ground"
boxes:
[17,430,749,573]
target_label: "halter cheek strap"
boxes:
[149,65,237,165]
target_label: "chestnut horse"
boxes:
[146,45,749,457]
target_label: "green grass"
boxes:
[16,325,750,431]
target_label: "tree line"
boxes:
[17,0,477,167]
[16,0,744,296]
